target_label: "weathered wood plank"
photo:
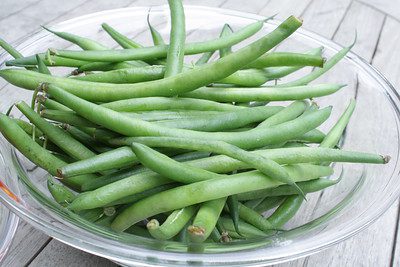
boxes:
[259,0,313,19]
[1,221,50,267]
[220,0,269,14]
[0,0,40,20]
[374,17,400,267]
[358,0,400,22]
[29,239,117,267]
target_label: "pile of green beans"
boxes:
[0,2,390,247]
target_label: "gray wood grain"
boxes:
[358,0,400,22]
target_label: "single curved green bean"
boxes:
[59,146,137,178]
[16,101,97,161]
[45,84,331,150]
[47,176,75,206]
[267,195,303,227]
[257,101,307,128]
[101,23,143,49]
[253,196,285,213]
[51,17,275,62]
[320,99,355,148]
[101,97,242,112]
[72,66,165,83]
[245,52,324,69]
[275,41,354,87]
[130,140,302,195]
[0,113,96,190]
[188,198,226,242]
[183,84,344,102]
[237,177,340,201]
[164,0,185,77]
[148,205,196,240]
[76,61,144,72]
[2,17,302,102]
[42,26,109,50]
[219,24,233,57]
[110,164,331,231]
[81,152,210,191]
[123,110,222,121]
[147,16,166,46]
[243,198,265,210]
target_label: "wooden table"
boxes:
[1,0,400,266]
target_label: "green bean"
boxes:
[12,118,43,137]
[77,127,120,143]
[50,17,274,62]
[195,51,215,65]
[109,183,178,205]
[294,129,325,143]
[46,84,331,150]
[63,125,111,154]
[237,177,340,201]
[0,37,38,71]
[218,217,267,238]
[219,24,233,57]
[237,202,275,231]
[41,109,97,127]
[79,208,105,222]
[155,106,283,131]
[254,196,285,213]
[183,84,344,102]
[42,26,109,50]
[101,97,243,112]
[243,198,265,209]
[101,23,143,49]
[164,0,185,77]
[320,99,355,148]
[38,96,71,111]
[110,164,331,231]
[59,146,137,178]
[130,140,304,195]
[47,176,75,206]
[245,52,324,69]
[226,195,240,234]
[4,18,304,101]
[35,54,51,75]
[76,61,144,72]
[81,152,209,191]
[0,113,96,190]
[0,37,23,59]
[267,195,303,228]
[123,110,222,121]
[0,18,301,101]
[6,54,89,67]
[275,42,354,87]
[72,66,164,83]
[147,205,196,240]
[68,145,384,211]
[16,101,97,161]
[217,69,270,87]
[188,198,226,242]
[257,101,307,128]
[255,47,324,80]
[147,16,166,46]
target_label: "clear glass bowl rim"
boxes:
[0,5,399,266]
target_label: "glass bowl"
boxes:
[0,183,18,263]
[0,5,399,267]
